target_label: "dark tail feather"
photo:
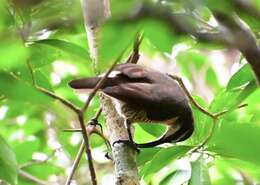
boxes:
[69,76,130,90]
[69,77,102,89]
[136,111,194,148]
[136,126,193,148]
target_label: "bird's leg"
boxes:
[126,120,134,144]
[89,118,103,133]
[112,120,140,152]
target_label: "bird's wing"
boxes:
[69,64,151,89]
[103,83,154,105]
[115,64,149,79]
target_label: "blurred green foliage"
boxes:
[0,0,259,185]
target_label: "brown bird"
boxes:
[69,63,194,148]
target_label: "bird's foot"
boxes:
[104,152,113,161]
[112,140,140,153]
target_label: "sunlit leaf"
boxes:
[143,19,176,53]
[161,167,191,185]
[0,135,17,185]
[176,51,209,81]
[0,72,52,104]
[137,147,162,166]
[0,38,28,70]
[98,21,140,70]
[189,156,211,185]
[25,163,63,179]
[29,43,58,68]
[143,146,192,177]
[227,64,256,90]
[110,0,141,17]
[13,139,40,164]
[138,123,166,138]
[34,39,90,60]
[208,120,260,165]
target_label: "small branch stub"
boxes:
[100,93,140,185]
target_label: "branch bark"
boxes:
[100,94,139,185]
[121,2,260,84]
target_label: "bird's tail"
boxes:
[69,76,127,90]
[136,112,194,148]
[136,126,193,148]
[69,77,102,89]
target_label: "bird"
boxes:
[69,63,194,148]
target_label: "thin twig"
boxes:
[19,148,59,169]
[37,87,81,113]
[64,129,110,185]
[26,60,97,185]
[65,141,85,185]
[63,128,83,132]
[190,103,248,153]
[126,33,143,64]
[169,74,217,119]
[169,74,249,152]
[169,74,249,118]
[65,107,106,185]
[19,169,50,185]
[189,119,217,154]
[27,61,81,114]
[63,127,108,144]
[77,113,97,185]
[214,103,248,117]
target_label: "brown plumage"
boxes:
[69,63,194,148]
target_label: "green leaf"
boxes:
[208,120,260,166]
[227,64,256,90]
[251,0,260,10]
[143,19,176,53]
[176,51,209,81]
[29,43,58,68]
[206,67,220,92]
[25,163,63,179]
[13,139,40,164]
[189,156,211,185]
[134,124,157,144]
[98,21,140,70]
[110,0,140,17]
[160,167,191,185]
[137,147,162,166]
[138,123,166,138]
[0,38,28,70]
[223,158,260,182]
[213,158,239,185]
[210,79,257,114]
[0,135,17,185]
[0,0,9,32]
[34,39,90,61]
[143,146,192,177]
[234,80,257,107]
[190,96,209,144]
[23,119,44,135]
[204,0,234,13]
[0,72,52,104]
[34,70,54,92]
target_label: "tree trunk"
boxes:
[100,94,140,185]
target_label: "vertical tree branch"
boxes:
[100,94,140,185]
[80,0,111,72]
[80,1,140,184]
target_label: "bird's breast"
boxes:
[112,98,152,123]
